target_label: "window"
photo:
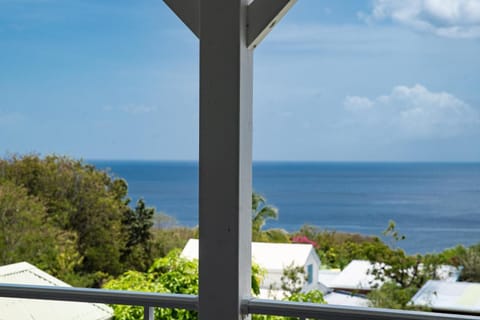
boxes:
[307,264,313,285]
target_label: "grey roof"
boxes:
[0,262,113,320]
[324,292,369,308]
[326,260,461,292]
[328,260,382,291]
[410,280,480,315]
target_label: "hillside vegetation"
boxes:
[0,154,478,314]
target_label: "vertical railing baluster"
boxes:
[144,306,154,320]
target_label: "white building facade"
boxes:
[181,239,321,297]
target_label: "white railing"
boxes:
[0,283,197,320]
[244,298,480,320]
[1,283,479,320]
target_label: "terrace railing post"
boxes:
[144,306,154,320]
[163,1,296,319]
[1,284,479,320]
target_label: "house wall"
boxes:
[261,270,283,290]
[303,251,321,292]
[259,249,321,294]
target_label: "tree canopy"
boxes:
[0,154,156,286]
[1,153,478,313]
[105,250,324,320]
[0,181,58,270]
[252,192,279,241]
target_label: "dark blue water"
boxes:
[91,161,480,254]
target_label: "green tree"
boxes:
[293,224,382,269]
[104,250,265,320]
[51,231,86,286]
[368,282,420,310]
[367,221,445,310]
[0,181,58,269]
[121,198,155,270]
[151,227,198,258]
[0,154,158,283]
[369,222,442,290]
[252,192,278,241]
[431,243,480,282]
[280,263,307,296]
[254,265,325,320]
[105,250,198,320]
[252,288,325,320]
[261,228,291,243]
[457,244,480,282]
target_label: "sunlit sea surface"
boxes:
[91,161,480,254]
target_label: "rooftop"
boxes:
[0,262,113,320]
[181,239,319,271]
[411,280,480,315]
[328,260,382,291]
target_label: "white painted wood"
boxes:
[0,283,199,310]
[144,306,154,320]
[246,299,480,320]
[163,1,295,320]
[247,0,297,48]
[2,284,479,320]
[198,0,252,319]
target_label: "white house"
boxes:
[410,280,480,315]
[323,291,369,307]
[322,260,461,294]
[326,260,382,293]
[0,262,113,320]
[181,239,321,298]
[317,269,341,292]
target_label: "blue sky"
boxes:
[1,0,480,161]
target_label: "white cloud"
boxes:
[362,0,480,38]
[343,84,480,139]
[344,96,374,111]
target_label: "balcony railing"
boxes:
[1,283,479,320]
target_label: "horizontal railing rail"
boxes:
[1,283,479,320]
[0,283,198,310]
[245,298,480,320]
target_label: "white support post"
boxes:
[198,1,252,319]
[163,1,296,320]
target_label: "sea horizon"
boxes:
[88,159,480,164]
[91,160,480,255]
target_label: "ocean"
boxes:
[91,161,480,254]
